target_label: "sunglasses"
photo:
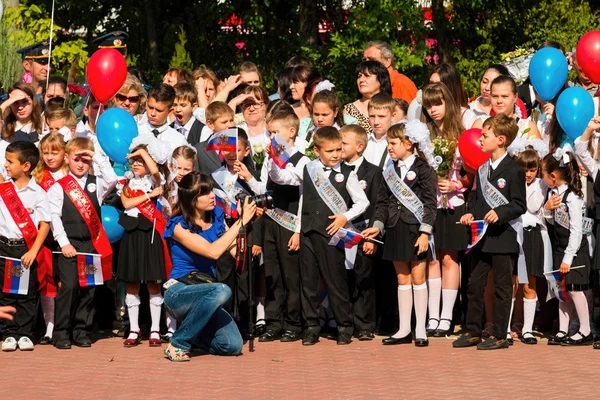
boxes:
[115,93,140,103]
[128,157,145,166]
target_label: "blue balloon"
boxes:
[529,48,568,102]
[96,108,138,164]
[556,87,595,141]
[113,163,128,176]
[101,205,124,243]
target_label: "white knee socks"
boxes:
[392,285,413,339]
[413,283,428,340]
[438,289,458,331]
[426,277,441,330]
[166,312,177,334]
[256,297,265,326]
[125,293,141,339]
[149,293,164,339]
[558,299,573,336]
[522,297,537,335]
[569,291,591,338]
[41,295,55,338]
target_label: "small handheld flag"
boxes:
[329,227,363,249]
[214,188,239,219]
[465,220,488,254]
[77,253,104,287]
[269,134,292,168]
[2,257,30,295]
[206,128,238,153]
[544,266,585,302]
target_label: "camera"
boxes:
[235,191,274,209]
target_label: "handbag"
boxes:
[178,271,217,285]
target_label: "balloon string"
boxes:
[46,0,56,93]
[95,103,104,129]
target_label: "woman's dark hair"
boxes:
[542,152,582,197]
[175,171,215,229]
[274,68,294,103]
[285,55,312,69]
[539,40,564,53]
[355,60,392,98]
[290,65,321,85]
[514,148,540,172]
[430,64,469,108]
[485,64,509,77]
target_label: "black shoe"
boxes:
[326,326,338,340]
[452,333,481,348]
[39,336,52,345]
[521,332,537,345]
[507,336,514,346]
[382,333,412,345]
[74,337,92,347]
[433,319,454,338]
[280,330,301,342]
[357,330,375,341]
[54,338,72,350]
[477,336,509,350]
[161,331,174,343]
[254,323,267,337]
[561,332,593,346]
[337,333,352,345]
[593,335,600,349]
[426,318,439,336]
[302,332,319,346]
[548,331,567,346]
[258,329,281,342]
[414,338,428,347]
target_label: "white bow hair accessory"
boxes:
[129,135,171,165]
[402,120,440,169]
[553,143,574,167]
[315,79,335,94]
[507,137,549,158]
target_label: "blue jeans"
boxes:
[164,282,243,355]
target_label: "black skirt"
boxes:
[383,219,432,262]
[594,224,600,271]
[434,205,469,251]
[553,246,591,291]
[116,214,167,284]
[523,225,545,278]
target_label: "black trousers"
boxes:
[0,243,38,340]
[465,251,516,338]
[300,231,352,335]
[53,239,96,342]
[347,248,377,332]
[375,258,397,333]
[262,218,301,333]
[216,250,252,332]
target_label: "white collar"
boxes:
[320,160,341,172]
[69,172,89,181]
[16,122,33,133]
[345,156,364,170]
[368,132,387,143]
[175,117,195,132]
[7,177,37,192]
[554,183,569,196]
[490,152,508,169]
[397,154,416,169]
[146,121,169,134]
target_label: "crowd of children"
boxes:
[1,37,600,361]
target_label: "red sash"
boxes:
[39,168,56,192]
[57,175,112,281]
[0,182,54,296]
[125,186,172,277]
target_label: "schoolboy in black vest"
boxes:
[454,114,526,350]
[340,125,387,341]
[256,109,310,343]
[48,137,118,349]
[171,82,210,146]
[300,127,370,345]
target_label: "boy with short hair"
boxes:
[0,141,51,351]
[45,107,77,140]
[138,83,187,152]
[194,102,236,174]
[48,137,118,349]
[340,125,387,340]
[172,82,210,146]
[300,126,369,345]
[365,93,397,168]
[454,114,526,350]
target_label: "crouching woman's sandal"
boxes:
[164,344,190,362]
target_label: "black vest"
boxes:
[62,175,101,240]
[266,152,304,214]
[550,188,589,255]
[301,163,353,236]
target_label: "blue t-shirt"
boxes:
[163,207,227,279]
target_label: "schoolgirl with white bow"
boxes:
[117,136,174,348]
[542,146,594,346]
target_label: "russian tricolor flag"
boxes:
[77,254,104,287]
[465,220,488,254]
[544,270,568,302]
[2,258,29,295]
[328,227,363,249]
[214,188,239,219]
[206,128,238,153]
[269,134,291,168]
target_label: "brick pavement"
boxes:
[0,333,596,400]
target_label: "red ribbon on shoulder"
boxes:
[38,168,56,192]
[57,175,112,281]
[125,186,172,277]
[0,182,54,296]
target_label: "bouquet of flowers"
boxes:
[501,47,536,84]
[432,137,456,209]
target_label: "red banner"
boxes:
[38,168,56,192]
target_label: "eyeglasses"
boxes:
[115,93,140,103]
[242,102,265,109]
[128,157,145,166]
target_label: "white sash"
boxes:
[478,161,527,283]
[265,208,298,233]
[306,160,348,215]
[554,208,595,257]
[211,168,248,203]
[382,163,435,259]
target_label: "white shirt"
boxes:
[137,121,187,153]
[574,136,600,178]
[345,155,365,171]
[461,107,478,130]
[173,117,196,141]
[489,152,508,170]
[15,121,33,134]
[469,97,491,119]
[363,133,390,167]
[192,107,207,124]
[523,178,548,228]
[123,173,166,217]
[0,140,9,179]
[268,146,310,187]
[0,178,51,239]
[397,154,416,179]
[48,157,118,248]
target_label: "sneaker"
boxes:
[17,337,34,351]
[477,336,510,350]
[2,337,17,352]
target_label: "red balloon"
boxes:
[576,31,600,84]
[86,49,127,104]
[458,128,490,170]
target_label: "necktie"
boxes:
[178,127,186,136]
[347,165,356,171]
[323,167,332,172]
[152,129,160,138]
